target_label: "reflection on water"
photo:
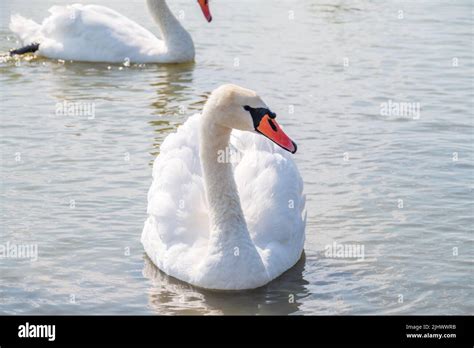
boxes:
[147,63,201,158]
[143,253,309,315]
[150,63,196,113]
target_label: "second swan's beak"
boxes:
[198,0,212,22]
[244,105,297,154]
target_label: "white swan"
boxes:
[142,84,306,290]
[9,0,212,63]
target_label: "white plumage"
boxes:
[142,85,306,290]
[9,0,207,63]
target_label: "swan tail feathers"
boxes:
[9,14,41,45]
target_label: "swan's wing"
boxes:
[142,114,210,279]
[231,130,306,276]
[18,4,164,62]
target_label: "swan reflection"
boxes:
[143,252,309,315]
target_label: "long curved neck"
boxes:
[200,115,250,245]
[146,0,191,45]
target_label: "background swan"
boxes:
[9,0,212,63]
[142,84,306,290]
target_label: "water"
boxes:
[0,0,473,315]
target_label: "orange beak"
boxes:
[198,0,212,22]
[256,114,297,154]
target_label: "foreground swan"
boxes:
[9,0,212,63]
[142,85,306,290]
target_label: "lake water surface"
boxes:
[0,0,473,314]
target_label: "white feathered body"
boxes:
[9,2,194,63]
[142,114,306,290]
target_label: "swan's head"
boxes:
[198,0,212,22]
[204,84,297,154]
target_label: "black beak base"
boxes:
[243,105,276,129]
